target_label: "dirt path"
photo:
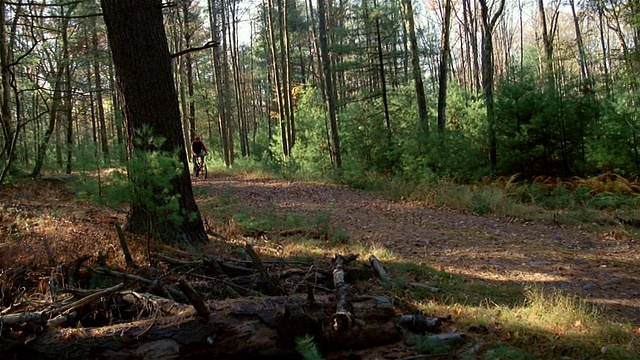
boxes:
[197,175,640,325]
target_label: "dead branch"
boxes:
[177,278,210,318]
[330,253,358,332]
[408,282,441,293]
[369,254,392,282]
[120,290,189,316]
[49,283,124,317]
[115,223,136,268]
[85,266,184,300]
[170,40,217,59]
[244,242,285,295]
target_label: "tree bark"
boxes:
[479,0,505,174]
[437,0,452,133]
[100,0,207,244]
[402,0,429,134]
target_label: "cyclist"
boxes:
[191,136,208,177]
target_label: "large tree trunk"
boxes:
[100,0,207,244]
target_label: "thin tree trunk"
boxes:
[567,0,591,90]
[208,0,232,167]
[437,0,452,133]
[373,0,391,143]
[479,0,505,174]
[283,0,295,149]
[402,0,428,134]
[92,16,109,162]
[266,0,288,158]
[317,0,341,168]
[32,4,71,178]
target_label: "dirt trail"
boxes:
[197,175,640,325]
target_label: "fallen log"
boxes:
[331,253,358,332]
[0,294,401,359]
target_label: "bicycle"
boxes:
[193,152,208,179]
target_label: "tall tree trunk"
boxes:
[266,0,288,158]
[283,0,295,149]
[317,0,341,168]
[402,0,428,134]
[567,0,592,92]
[537,0,559,80]
[64,51,73,175]
[0,1,22,179]
[92,16,109,162]
[32,4,72,178]
[479,0,505,174]
[597,4,611,97]
[373,0,391,143]
[463,0,480,94]
[101,0,207,244]
[208,0,233,167]
[183,0,196,141]
[437,0,452,133]
[228,0,249,157]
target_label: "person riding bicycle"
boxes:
[191,136,208,177]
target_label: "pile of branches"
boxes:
[0,238,459,359]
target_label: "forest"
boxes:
[1,0,640,359]
[1,0,640,184]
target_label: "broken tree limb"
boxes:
[49,283,124,317]
[2,294,401,359]
[244,242,286,295]
[369,254,392,282]
[177,277,210,318]
[85,265,184,300]
[119,290,189,316]
[408,282,441,293]
[331,253,358,332]
[115,223,136,268]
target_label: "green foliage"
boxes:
[295,334,323,360]
[495,70,596,178]
[86,126,186,230]
[586,192,640,210]
[329,226,350,245]
[586,96,640,176]
[286,86,333,176]
[405,334,453,355]
[483,346,535,360]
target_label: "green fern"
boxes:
[295,334,323,360]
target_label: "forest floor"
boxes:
[1,174,639,358]
[196,175,640,325]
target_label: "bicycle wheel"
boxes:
[202,161,208,179]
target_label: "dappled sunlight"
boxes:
[194,174,640,329]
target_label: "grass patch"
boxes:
[377,175,639,235]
